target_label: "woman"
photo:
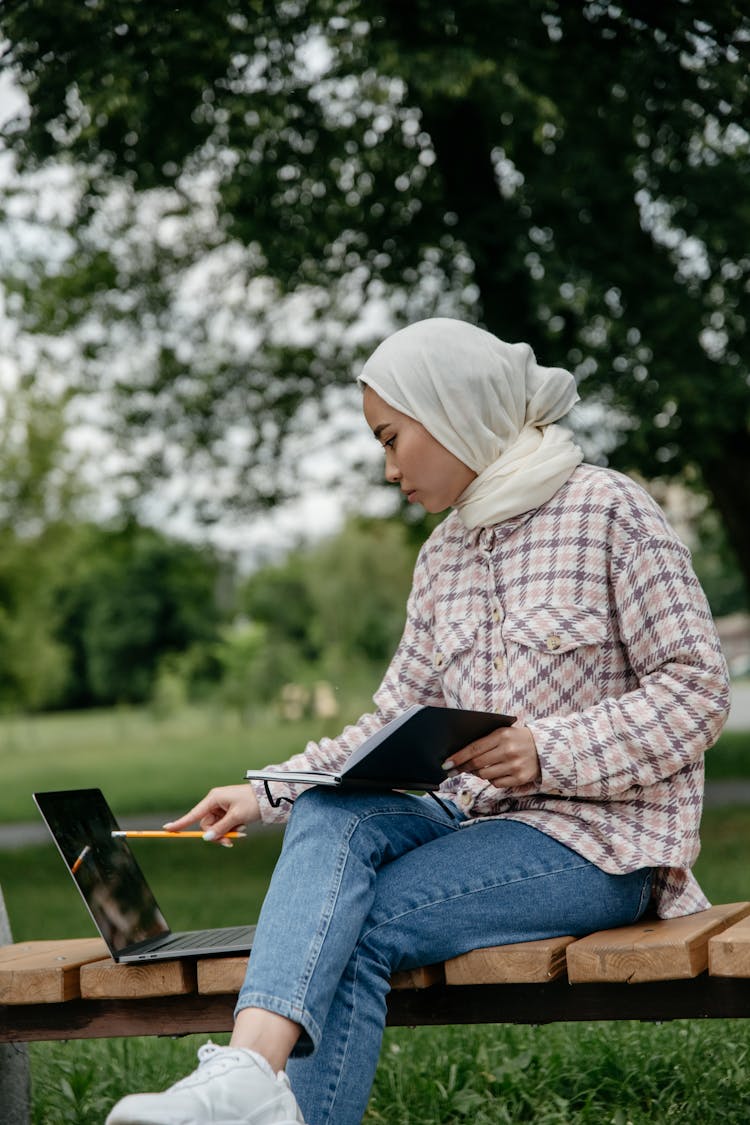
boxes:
[107,318,730,1125]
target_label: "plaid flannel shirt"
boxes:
[251,465,730,918]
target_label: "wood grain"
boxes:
[445,936,575,985]
[197,957,247,995]
[196,956,444,994]
[0,939,109,1004]
[566,902,750,983]
[80,957,197,999]
[709,914,750,977]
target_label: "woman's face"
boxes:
[362,385,477,512]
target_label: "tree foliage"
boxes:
[0,388,83,710]
[2,1,749,586]
[241,515,418,683]
[55,523,227,707]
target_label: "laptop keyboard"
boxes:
[157,925,253,952]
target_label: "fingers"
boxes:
[162,785,261,841]
[473,762,527,787]
[202,808,246,841]
[163,793,220,833]
[444,728,505,770]
[442,731,503,771]
[442,726,541,788]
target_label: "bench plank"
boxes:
[445,936,575,985]
[391,965,444,989]
[0,939,105,966]
[80,957,197,999]
[709,915,750,978]
[0,939,109,1004]
[567,902,750,983]
[197,957,246,996]
[195,957,444,995]
[0,994,237,1042]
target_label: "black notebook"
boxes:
[245,705,514,793]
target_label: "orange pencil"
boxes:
[111,830,246,840]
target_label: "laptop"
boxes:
[33,788,255,963]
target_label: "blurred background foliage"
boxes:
[1,12,749,1120]
[0,1,748,718]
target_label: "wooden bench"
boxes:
[3,901,750,1048]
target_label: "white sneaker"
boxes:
[105,1041,306,1124]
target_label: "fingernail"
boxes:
[442,759,454,770]
[203,829,217,841]
[162,822,174,830]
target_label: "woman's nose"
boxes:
[385,456,401,483]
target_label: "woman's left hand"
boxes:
[444,723,541,789]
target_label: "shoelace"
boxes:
[168,1042,237,1091]
[176,1044,302,1122]
[197,1042,225,1067]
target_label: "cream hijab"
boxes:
[358,318,583,530]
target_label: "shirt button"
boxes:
[493,655,504,672]
[434,652,445,669]
[459,792,473,809]
[546,634,562,651]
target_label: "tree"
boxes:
[241,515,420,685]
[303,517,418,675]
[55,523,228,706]
[0,388,82,710]
[2,1,749,590]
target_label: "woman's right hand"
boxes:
[163,784,261,842]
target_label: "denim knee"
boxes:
[285,787,365,844]
[288,785,375,824]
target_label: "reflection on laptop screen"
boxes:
[34,788,170,955]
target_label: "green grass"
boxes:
[1,704,749,1123]
[0,806,741,944]
[0,703,362,823]
[704,728,750,780]
[27,1020,750,1125]
[0,832,285,942]
[0,704,748,826]
[3,807,750,1124]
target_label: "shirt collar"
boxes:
[462,507,538,551]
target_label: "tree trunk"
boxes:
[420,95,542,348]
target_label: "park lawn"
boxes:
[0,807,744,943]
[29,1019,750,1124]
[2,807,750,1123]
[0,829,285,943]
[0,703,361,824]
[0,704,748,825]
[1,703,748,1121]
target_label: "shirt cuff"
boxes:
[529,718,578,795]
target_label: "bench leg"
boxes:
[0,888,31,1125]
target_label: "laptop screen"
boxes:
[34,788,170,955]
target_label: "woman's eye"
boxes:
[384,436,396,449]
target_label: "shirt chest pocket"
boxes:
[502,605,609,657]
[432,618,477,705]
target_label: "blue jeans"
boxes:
[237,789,653,1125]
